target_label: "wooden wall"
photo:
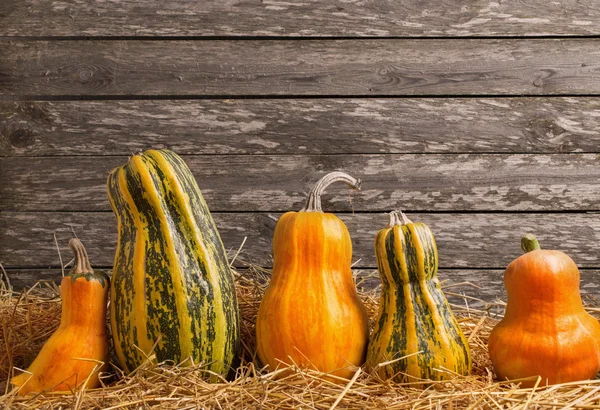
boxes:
[2,1,600,301]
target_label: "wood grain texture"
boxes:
[2,154,600,212]
[0,268,498,304]
[6,266,600,303]
[2,1,600,37]
[1,39,599,97]
[3,97,600,156]
[3,212,600,269]
[0,268,510,304]
[6,266,599,308]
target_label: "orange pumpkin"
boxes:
[255,172,369,379]
[488,234,600,387]
[12,239,110,395]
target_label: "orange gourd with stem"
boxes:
[255,171,369,379]
[12,239,110,395]
[488,233,600,387]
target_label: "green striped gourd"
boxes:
[107,149,240,380]
[366,211,471,381]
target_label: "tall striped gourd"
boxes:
[107,149,240,379]
[366,211,471,382]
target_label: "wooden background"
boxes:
[2,1,600,302]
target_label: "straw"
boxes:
[2,267,600,409]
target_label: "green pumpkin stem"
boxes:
[521,233,541,253]
[302,171,361,212]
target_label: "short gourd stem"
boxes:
[521,233,541,253]
[69,238,94,274]
[388,210,413,227]
[387,211,399,227]
[301,171,361,212]
[398,211,412,225]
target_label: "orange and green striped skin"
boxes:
[107,149,240,380]
[256,172,368,379]
[12,249,109,395]
[366,212,471,382]
[488,236,600,387]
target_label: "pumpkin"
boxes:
[255,171,369,379]
[366,211,471,382]
[107,149,240,380]
[12,239,109,395]
[488,233,600,387]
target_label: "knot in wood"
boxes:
[8,128,35,148]
[78,68,94,81]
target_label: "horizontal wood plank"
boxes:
[1,39,600,97]
[0,268,512,305]
[0,268,501,303]
[3,212,600,269]
[6,267,600,303]
[2,154,600,212]
[3,97,600,156]
[2,1,599,38]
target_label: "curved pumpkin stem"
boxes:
[69,238,94,274]
[302,171,361,212]
[388,210,413,227]
[521,233,541,253]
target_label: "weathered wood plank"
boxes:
[6,267,600,304]
[3,98,600,156]
[3,212,600,269]
[0,268,502,303]
[1,1,599,38]
[1,39,599,97]
[2,154,600,212]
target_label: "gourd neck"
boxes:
[301,171,361,212]
[69,238,94,275]
[61,281,108,328]
[521,233,541,253]
[388,210,412,227]
[62,239,108,328]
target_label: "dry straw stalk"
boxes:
[2,267,600,409]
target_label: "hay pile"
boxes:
[2,267,600,409]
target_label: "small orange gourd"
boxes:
[488,234,600,387]
[12,239,110,395]
[255,172,369,379]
